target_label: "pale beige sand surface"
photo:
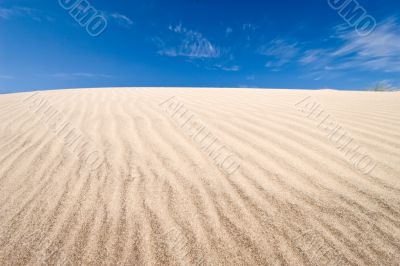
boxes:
[0,88,399,265]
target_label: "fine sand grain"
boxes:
[0,88,399,265]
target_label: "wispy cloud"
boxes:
[300,17,400,73]
[259,39,299,69]
[0,6,51,22]
[104,12,133,28]
[259,39,299,59]
[330,17,400,72]
[42,73,111,79]
[0,7,14,19]
[156,24,220,59]
[225,27,233,36]
[1,6,132,28]
[0,75,14,79]
[0,7,33,19]
[214,64,240,72]
[242,23,257,31]
[299,49,325,65]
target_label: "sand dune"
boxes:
[0,88,399,265]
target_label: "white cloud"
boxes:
[299,49,325,65]
[0,6,46,21]
[43,73,111,79]
[0,75,13,79]
[168,23,183,33]
[215,64,240,72]
[301,17,400,73]
[259,39,299,69]
[225,27,233,36]
[157,24,220,59]
[0,8,14,19]
[242,23,256,31]
[332,20,400,57]
[259,39,299,57]
[330,17,400,72]
[107,12,133,27]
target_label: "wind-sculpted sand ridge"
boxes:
[0,88,399,265]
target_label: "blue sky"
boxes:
[1,0,400,93]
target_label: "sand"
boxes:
[0,87,399,265]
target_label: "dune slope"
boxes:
[0,88,399,265]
